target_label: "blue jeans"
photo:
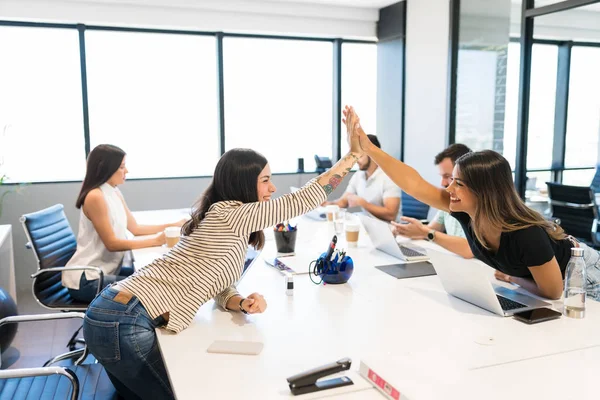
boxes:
[83,285,174,400]
[69,266,134,303]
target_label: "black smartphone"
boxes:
[513,308,562,324]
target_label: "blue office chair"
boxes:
[591,166,600,194]
[0,312,117,400]
[20,204,104,350]
[401,192,430,222]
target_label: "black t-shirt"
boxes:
[451,212,572,279]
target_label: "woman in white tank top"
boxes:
[64,144,185,302]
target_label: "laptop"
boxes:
[236,246,262,284]
[428,251,551,316]
[359,215,430,262]
[290,186,327,221]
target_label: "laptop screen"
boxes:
[237,245,261,284]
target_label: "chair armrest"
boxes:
[0,312,84,327]
[31,266,103,279]
[0,366,79,400]
[0,312,89,365]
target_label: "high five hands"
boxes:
[342,105,372,154]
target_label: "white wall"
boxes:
[404,0,450,185]
[0,0,378,40]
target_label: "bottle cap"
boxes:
[571,247,584,257]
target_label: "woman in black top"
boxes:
[344,106,600,301]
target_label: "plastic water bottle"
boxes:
[563,247,586,319]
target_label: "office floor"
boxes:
[1,289,85,369]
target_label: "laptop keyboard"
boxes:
[496,295,527,311]
[399,246,427,258]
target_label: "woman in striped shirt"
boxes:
[82,112,364,400]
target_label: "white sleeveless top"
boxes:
[62,183,129,290]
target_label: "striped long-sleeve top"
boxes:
[120,179,327,333]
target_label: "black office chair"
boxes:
[401,192,430,222]
[546,182,600,248]
[20,204,104,350]
[0,312,117,400]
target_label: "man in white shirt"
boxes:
[325,135,401,222]
[392,143,474,258]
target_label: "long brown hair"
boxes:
[76,144,126,209]
[455,150,565,249]
[182,148,267,249]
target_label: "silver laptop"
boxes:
[290,186,327,221]
[428,251,551,316]
[359,215,429,262]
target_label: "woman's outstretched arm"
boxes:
[344,106,451,213]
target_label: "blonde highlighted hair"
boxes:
[455,150,565,249]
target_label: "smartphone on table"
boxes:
[513,308,562,324]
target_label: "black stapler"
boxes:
[287,357,354,396]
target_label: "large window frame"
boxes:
[447,0,600,197]
[510,37,600,188]
[0,20,376,183]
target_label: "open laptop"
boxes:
[236,246,262,284]
[428,251,551,316]
[359,214,430,262]
[290,186,327,221]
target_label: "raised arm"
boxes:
[223,151,361,236]
[222,111,364,236]
[344,106,451,213]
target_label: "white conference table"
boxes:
[132,209,600,400]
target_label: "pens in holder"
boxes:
[275,221,297,232]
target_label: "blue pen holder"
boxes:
[315,252,354,284]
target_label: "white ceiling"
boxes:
[259,0,399,8]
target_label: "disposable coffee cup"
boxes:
[165,226,181,248]
[345,222,360,247]
[326,205,339,222]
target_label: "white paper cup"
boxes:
[345,222,360,247]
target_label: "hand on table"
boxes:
[346,194,364,208]
[494,270,512,283]
[242,293,268,314]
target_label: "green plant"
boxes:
[0,168,27,220]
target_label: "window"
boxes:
[526,44,559,170]
[455,48,501,154]
[564,46,600,169]
[526,171,552,192]
[223,37,333,173]
[562,169,596,186]
[504,44,559,172]
[503,43,520,170]
[341,43,377,157]
[85,31,219,178]
[0,26,85,183]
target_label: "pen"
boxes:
[324,235,337,263]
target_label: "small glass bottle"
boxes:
[563,247,586,319]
